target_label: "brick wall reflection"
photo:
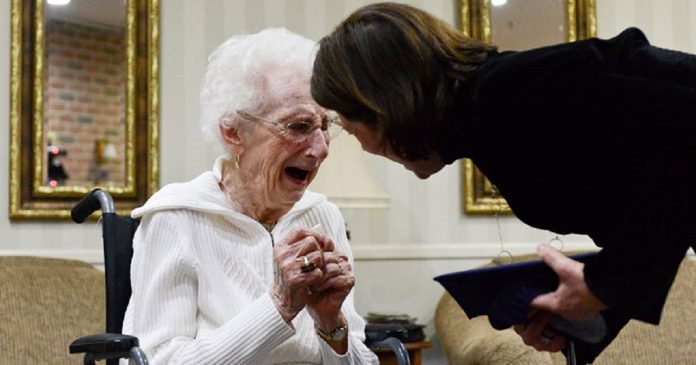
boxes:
[44,19,125,186]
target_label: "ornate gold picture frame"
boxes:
[9,0,160,220]
[460,0,596,214]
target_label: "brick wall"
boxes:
[44,19,125,187]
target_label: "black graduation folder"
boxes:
[434,252,606,343]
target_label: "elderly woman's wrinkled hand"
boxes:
[271,228,334,323]
[306,251,354,331]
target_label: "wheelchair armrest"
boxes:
[70,332,146,363]
[365,337,411,365]
[70,332,138,354]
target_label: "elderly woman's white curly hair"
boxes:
[200,28,317,152]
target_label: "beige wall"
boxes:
[2,1,695,363]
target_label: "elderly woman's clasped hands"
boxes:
[271,227,354,332]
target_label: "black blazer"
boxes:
[439,27,696,362]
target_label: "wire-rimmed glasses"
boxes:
[236,109,343,142]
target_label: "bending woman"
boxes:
[311,3,696,364]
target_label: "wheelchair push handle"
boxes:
[71,188,116,223]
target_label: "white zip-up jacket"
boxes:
[121,157,378,365]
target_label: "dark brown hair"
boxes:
[311,2,495,160]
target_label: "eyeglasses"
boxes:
[236,109,343,142]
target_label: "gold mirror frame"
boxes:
[9,0,159,220]
[460,0,596,214]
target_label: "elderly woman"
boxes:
[121,28,378,365]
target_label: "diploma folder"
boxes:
[433,252,607,344]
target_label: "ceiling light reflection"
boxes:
[47,0,71,6]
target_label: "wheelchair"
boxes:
[69,188,410,365]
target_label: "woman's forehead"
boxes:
[269,93,322,115]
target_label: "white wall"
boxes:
[2,1,695,363]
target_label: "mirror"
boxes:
[10,0,159,220]
[460,0,596,214]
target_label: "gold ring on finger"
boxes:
[300,256,316,273]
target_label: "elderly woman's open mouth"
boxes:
[284,166,312,184]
